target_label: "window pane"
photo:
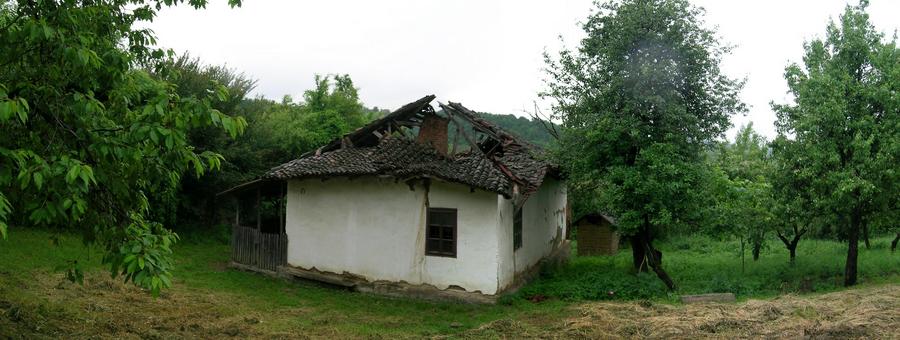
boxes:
[426,208,456,257]
[428,208,456,225]
[441,240,454,254]
[431,212,444,226]
[441,226,454,240]
[433,212,451,226]
[428,225,441,238]
[426,239,440,253]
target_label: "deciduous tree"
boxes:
[773,1,899,286]
[0,0,244,294]
[544,0,745,290]
[710,124,774,263]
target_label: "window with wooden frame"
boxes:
[513,207,523,250]
[426,208,457,257]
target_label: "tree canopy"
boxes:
[0,0,244,294]
[544,0,746,289]
[706,124,774,264]
[772,1,899,286]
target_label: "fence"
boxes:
[231,225,288,272]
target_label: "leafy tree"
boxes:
[0,0,245,294]
[160,54,257,230]
[544,0,745,290]
[253,74,368,160]
[773,1,899,286]
[709,124,774,263]
[770,135,820,264]
[161,72,371,232]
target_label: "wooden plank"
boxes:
[681,293,736,304]
[280,266,357,287]
[253,228,260,267]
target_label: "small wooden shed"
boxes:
[575,214,619,256]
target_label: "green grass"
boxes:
[1,229,898,337]
[0,229,570,337]
[517,234,900,302]
[169,240,571,336]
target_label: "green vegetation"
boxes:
[0,0,245,294]
[2,229,897,338]
[518,235,900,301]
[474,112,557,147]
[771,1,900,286]
[0,229,572,338]
[544,0,745,290]
[0,2,897,335]
[705,124,775,264]
[168,66,373,232]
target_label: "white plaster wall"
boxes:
[496,178,568,290]
[285,177,502,294]
[422,181,501,294]
[496,195,515,289]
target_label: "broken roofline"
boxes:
[222,95,558,201]
[300,95,437,158]
[300,95,542,161]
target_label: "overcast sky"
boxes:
[148,0,900,140]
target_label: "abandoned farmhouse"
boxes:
[222,95,569,302]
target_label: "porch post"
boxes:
[279,182,286,234]
[256,187,261,231]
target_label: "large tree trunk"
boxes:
[844,211,861,287]
[633,223,675,291]
[891,233,899,252]
[777,228,805,266]
[643,238,675,291]
[751,241,762,261]
[630,236,649,273]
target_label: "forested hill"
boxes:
[439,111,558,148]
[475,112,558,147]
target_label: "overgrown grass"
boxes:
[517,234,900,302]
[1,229,898,337]
[0,229,569,338]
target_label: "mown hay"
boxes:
[465,285,900,339]
[0,270,279,339]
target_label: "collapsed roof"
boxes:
[261,95,557,200]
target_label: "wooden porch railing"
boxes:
[231,225,287,272]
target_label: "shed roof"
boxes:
[574,214,617,226]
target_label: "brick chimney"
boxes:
[416,112,449,156]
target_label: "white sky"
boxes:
[148,0,900,140]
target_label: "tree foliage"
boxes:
[256,74,369,158]
[544,0,745,290]
[0,0,244,294]
[152,53,258,229]
[707,124,774,264]
[165,69,372,231]
[772,1,899,286]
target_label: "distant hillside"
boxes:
[475,112,558,148]
[374,107,559,149]
[441,111,558,150]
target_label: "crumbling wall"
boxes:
[497,178,568,291]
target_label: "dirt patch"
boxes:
[464,285,900,339]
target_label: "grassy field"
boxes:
[517,235,900,301]
[1,229,898,338]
